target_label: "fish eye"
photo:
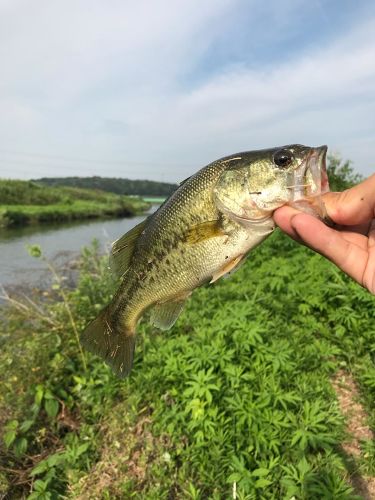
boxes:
[273,149,294,168]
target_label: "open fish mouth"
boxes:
[290,145,329,202]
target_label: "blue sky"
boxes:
[0,0,374,182]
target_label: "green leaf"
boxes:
[33,479,48,492]
[252,468,269,477]
[227,473,242,482]
[5,419,19,431]
[31,459,49,476]
[47,452,65,467]
[26,244,42,258]
[255,478,272,488]
[3,430,16,448]
[14,437,28,456]
[76,443,90,456]
[20,419,34,432]
[45,399,59,418]
[291,429,303,447]
[44,389,54,400]
[34,385,44,405]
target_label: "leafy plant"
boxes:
[0,228,374,498]
[326,154,363,191]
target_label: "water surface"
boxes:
[0,209,155,290]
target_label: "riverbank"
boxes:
[0,180,149,228]
[0,198,148,227]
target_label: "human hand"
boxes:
[274,174,375,294]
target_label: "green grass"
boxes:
[0,232,374,499]
[0,180,149,227]
[142,196,167,203]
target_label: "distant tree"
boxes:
[326,154,363,192]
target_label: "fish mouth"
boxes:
[291,145,329,201]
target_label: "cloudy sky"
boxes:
[0,0,374,182]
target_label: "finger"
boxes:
[368,219,375,248]
[273,206,303,241]
[323,173,375,226]
[362,220,375,293]
[338,230,369,250]
[290,213,368,285]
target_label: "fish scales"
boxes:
[112,161,236,323]
[81,144,329,377]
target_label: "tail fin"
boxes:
[80,307,135,378]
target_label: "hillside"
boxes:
[34,176,178,197]
[0,179,149,227]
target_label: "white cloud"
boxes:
[0,1,374,181]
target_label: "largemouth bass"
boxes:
[81,144,329,377]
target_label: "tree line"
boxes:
[34,176,178,197]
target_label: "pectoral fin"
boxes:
[150,292,191,330]
[210,254,245,283]
[110,219,148,278]
[186,220,226,244]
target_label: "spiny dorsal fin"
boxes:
[150,293,191,331]
[185,220,225,245]
[110,219,147,278]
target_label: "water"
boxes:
[0,208,157,291]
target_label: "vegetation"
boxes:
[34,176,178,197]
[1,233,374,499]
[0,156,373,498]
[142,196,167,203]
[326,154,363,191]
[0,180,149,227]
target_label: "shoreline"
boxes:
[0,204,159,292]
[0,199,150,229]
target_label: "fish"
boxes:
[81,144,329,377]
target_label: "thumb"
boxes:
[323,173,375,226]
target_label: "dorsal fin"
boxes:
[109,219,147,278]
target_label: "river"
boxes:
[0,207,157,291]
